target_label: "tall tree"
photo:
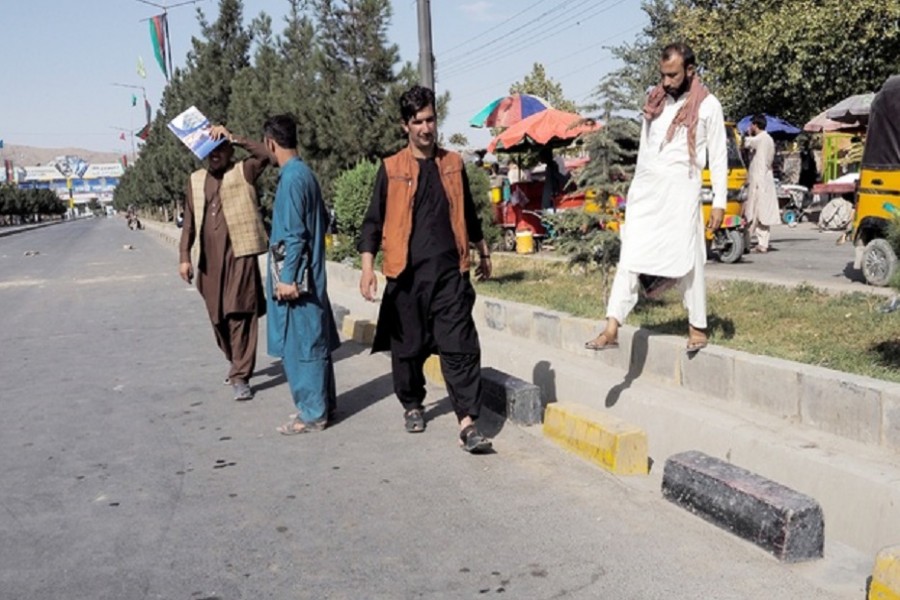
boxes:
[509,63,577,112]
[309,0,407,188]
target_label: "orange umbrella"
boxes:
[488,108,600,153]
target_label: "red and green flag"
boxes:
[136,123,151,141]
[149,14,168,80]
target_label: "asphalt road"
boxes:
[706,221,894,297]
[0,219,859,599]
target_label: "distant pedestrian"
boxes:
[744,114,781,253]
[584,42,729,354]
[358,85,493,453]
[799,142,818,190]
[178,124,271,401]
[263,114,340,435]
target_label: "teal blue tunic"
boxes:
[266,157,340,422]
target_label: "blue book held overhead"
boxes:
[167,106,224,160]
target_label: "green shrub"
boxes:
[466,163,501,250]
[331,159,379,262]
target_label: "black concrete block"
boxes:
[481,367,545,426]
[662,450,824,562]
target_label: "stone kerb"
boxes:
[471,274,900,454]
[324,260,899,453]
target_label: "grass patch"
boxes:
[476,254,900,383]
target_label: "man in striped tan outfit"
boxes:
[178,125,271,401]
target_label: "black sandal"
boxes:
[404,408,425,433]
[459,424,492,454]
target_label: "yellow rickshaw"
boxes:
[853,75,900,286]
[701,122,748,263]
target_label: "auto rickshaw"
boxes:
[701,122,748,263]
[852,75,900,286]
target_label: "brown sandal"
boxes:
[276,416,326,435]
[686,326,709,353]
[584,332,619,350]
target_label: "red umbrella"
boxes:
[488,109,600,153]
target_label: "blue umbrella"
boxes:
[737,113,801,139]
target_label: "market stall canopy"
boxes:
[469,93,551,129]
[487,109,600,153]
[803,110,862,133]
[736,113,801,139]
[825,92,876,124]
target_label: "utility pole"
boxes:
[416,0,434,90]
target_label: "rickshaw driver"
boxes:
[584,42,728,353]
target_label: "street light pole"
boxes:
[416,0,435,90]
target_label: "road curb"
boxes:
[542,403,649,475]
[870,545,900,599]
[662,450,825,562]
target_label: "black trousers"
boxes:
[392,351,482,421]
[385,265,483,421]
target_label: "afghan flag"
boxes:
[149,13,168,80]
[136,123,151,141]
[144,97,153,126]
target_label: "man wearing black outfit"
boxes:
[358,85,493,453]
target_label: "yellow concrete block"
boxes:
[423,355,445,387]
[542,403,648,475]
[870,545,900,600]
[341,316,376,345]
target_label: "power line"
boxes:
[438,0,585,71]
[439,0,615,78]
[437,0,547,59]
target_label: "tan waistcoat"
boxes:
[190,161,268,257]
[381,147,470,278]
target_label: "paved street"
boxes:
[0,219,860,599]
[706,221,892,296]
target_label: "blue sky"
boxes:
[0,0,646,155]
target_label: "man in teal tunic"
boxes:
[263,114,340,435]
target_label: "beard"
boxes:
[664,74,692,98]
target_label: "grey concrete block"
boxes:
[638,333,682,384]
[880,384,900,451]
[533,311,562,348]
[733,354,801,419]
[799,372,882,445]
[481,367,545,426]
[505,302,534,339]
[680,346,735,402]
[559,316,598,355]
[484,300,505,331]
[662,451,824,562]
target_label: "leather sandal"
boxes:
[459,424,492,454]
[404,408,425,433]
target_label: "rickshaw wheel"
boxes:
[862,238,898,287]
[782,209,799,225]
[502,229,516,252]
[718,229,744,263]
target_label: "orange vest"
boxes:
[381,146,470,278]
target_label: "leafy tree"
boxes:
[448,133,469,148]
[671,0,900,123]
[308,0,408,189]
[509,63,577,112]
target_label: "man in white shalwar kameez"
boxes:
[743,114,781,253]
[585,43,728,353]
